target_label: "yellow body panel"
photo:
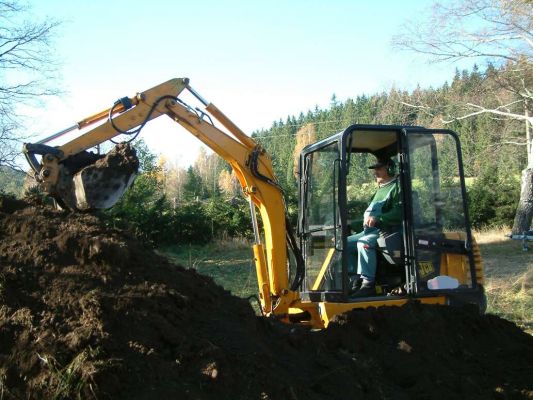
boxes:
[440,232,484,285]
[317,296,447,328]
[288,297,447,328]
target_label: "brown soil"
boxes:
[56,143,139,210]
[1,198,532,400]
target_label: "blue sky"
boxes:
[26,0,474,167]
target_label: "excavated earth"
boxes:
[0,196,532,400]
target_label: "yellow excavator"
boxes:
[23,78,486,328]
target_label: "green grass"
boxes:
[474,227,533,335]
[158,240,258,299]
[37,348,102,400]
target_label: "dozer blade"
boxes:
[55,143,139,211]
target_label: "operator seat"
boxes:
[377,230,403,265]
[372,190,421,289]
[376,189,423,266]
[375,229,404,291]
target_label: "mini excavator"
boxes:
[23,78,486,328]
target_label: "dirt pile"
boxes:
[0,198,532,400]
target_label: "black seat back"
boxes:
[377,230,403,265]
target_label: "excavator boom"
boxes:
[23,78,303,320]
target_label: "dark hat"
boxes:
[368,158,393,169]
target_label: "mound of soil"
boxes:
[0,198,532,400]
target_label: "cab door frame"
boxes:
[401,127,480,296]
[298,132,345,302]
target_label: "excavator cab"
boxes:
[297,125,485,310]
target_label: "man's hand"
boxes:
[364,216,378,227]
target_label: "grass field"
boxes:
[473,227,532,334]
[159,240,259,300]
[159,228,532,334]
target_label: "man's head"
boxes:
[368,158,395,184]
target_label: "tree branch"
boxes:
[442,101,533,124]
[0,0,61,167]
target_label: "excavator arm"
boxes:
[23,78,303,318]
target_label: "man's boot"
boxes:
[349,276,363,295]
[351,280,376,297]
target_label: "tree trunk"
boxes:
[512,167,533,234]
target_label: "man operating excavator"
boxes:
[347,157,402,297]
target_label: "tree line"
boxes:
[0,0,530,243]
[91,64,521,245]
[111,0,530,242]
[0,63,526,244]
[1,63,524,244]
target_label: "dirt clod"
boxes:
[1,197,532,399]
[56,143,139,210]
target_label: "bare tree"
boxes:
[0,0,60,168]
[159,157,188,206]
[218,169,240,198]
[393,0,533,233]
[292,123,316,178]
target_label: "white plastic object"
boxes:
[427,275,459,290]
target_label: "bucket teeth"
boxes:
[54,143,139,211]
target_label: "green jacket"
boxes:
[349,178,402,232]
[366,178,402,230]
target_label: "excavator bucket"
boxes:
[55,143,139,211]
